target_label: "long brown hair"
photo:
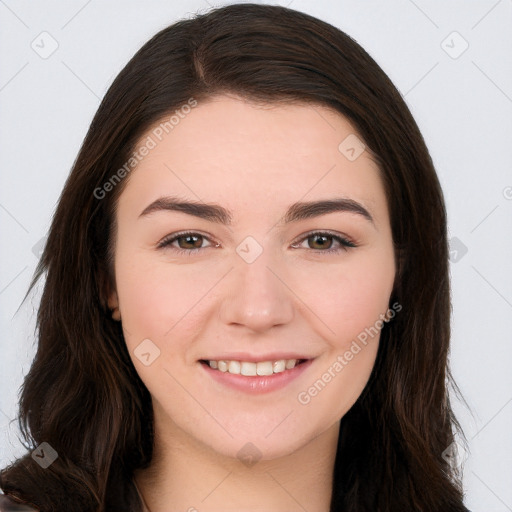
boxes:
[1,3,469,511]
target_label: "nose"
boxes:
[218,247,294,333]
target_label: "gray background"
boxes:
[1,1,511,509]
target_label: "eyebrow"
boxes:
[138,195,375,226]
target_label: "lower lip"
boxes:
[200,359,314,394]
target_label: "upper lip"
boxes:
[199,352,314,362]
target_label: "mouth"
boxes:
[199,358,309,376]
[198,356,314,394]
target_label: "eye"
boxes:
[290,231,357,254]
[157,230,357,256]
[157,231,217,255]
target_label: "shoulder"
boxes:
[0,494,38,511]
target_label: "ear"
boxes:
[98,264,120,318]
[107,289,119,311]
[107,288,121,321]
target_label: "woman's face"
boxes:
[109,95,396,460]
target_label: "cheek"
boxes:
[296,339,379,435]
[292,249,395,350]
[114,253,221,355]
[114,258,213,417]
[293,259,394,424]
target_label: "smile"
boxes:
[201,358,307,376]
[199,357,314,393]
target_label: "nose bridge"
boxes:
[219,238,294,332]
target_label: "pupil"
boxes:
[183,235,200,248]
[312,235,331,249]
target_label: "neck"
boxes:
[135,416,339,512]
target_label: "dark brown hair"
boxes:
[1,3,469,511]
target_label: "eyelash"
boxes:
[157,230,357,256]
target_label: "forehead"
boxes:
[117,95,388,227]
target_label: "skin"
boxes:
[108,94,396,511]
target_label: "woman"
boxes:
[0,3,470,511]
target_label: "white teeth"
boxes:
[273,360,286,373]
[256,361,273,376]
[206,358,301,375]
[241,362,257,376]
[228,361,241,374]
[285,359,297,369]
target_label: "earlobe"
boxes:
[101,266,121,321]
[108,291,121,321]
[98,265,121,320]
[107,290,118,310]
